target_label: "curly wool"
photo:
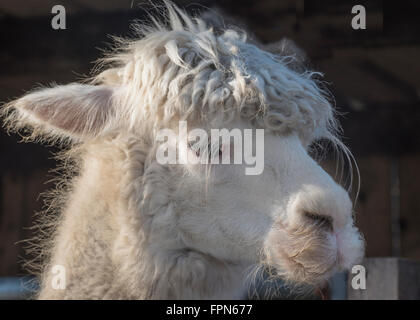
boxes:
[93,4,336,142]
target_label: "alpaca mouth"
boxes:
[264,226,340,285]
[280,248,339,285]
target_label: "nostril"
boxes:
[303,211,333,231]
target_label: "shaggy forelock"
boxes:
[93,2,336,142]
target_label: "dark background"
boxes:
[0,0,419,279]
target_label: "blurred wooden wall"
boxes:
[0,170,50,275]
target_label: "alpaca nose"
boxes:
[290,184,353,230]
[303,211,334,231]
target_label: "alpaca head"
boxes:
[2,3,364,288]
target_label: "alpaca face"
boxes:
[157,117,364,286]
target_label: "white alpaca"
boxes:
[2,3,364,299]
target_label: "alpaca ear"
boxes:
[5,83,118,141]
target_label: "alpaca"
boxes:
[1,3,364,299]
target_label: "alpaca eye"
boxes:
[207,142,223,160]
[187,141,201,157]
[307,138,328,162]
